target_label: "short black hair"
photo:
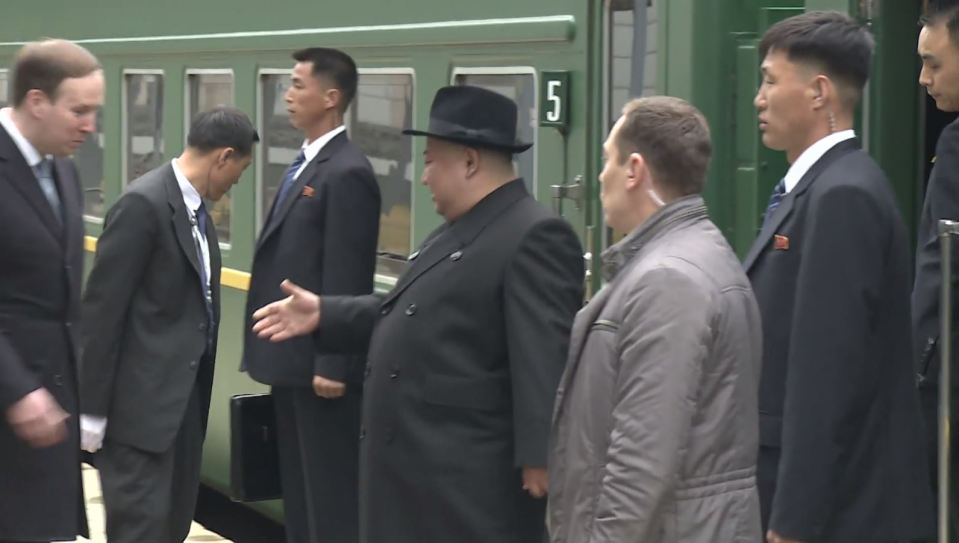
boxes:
[291,47,359,112]
[922,4,959,48]
[186,107,259,157]
[759,11,874,107]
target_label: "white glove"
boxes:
[79,414,107,453]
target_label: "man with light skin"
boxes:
[914,4,959,532]
[0,39,103,542]
[747,11,933,543]
[79,107,258,543]
[250,85,584,543]
[547,96,763,543]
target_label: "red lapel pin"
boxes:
[773,234,789,251]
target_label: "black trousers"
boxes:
[273,385,362,543]
[96,384,204,543]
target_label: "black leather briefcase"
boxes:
[229,393,282,502]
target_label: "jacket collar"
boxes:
[601,194,708,281]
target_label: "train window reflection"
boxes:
[0,71,8,107]
[257,72,299,231]
[346,72,414,280]
[124,72,165,185]
[75,109,105,220]
[608,0,658,127]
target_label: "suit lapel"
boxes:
[164,170,203,280]
[53,158,80,252]
[0,125,62,241]
[256,132,347,250]
[382,179,529,307]
[743,139,860,272]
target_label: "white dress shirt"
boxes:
[294,125,346,179]
[171,158,211,288]
[783,129,856,193]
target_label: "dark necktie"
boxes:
[193,203,215,352]
[761,178,787,230]
[268,150,307,225]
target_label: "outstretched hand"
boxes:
[252,280,321,342]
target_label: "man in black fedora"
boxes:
[249,85,585,543]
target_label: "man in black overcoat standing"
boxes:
[0,39,103,543]
[251,85,584,543]
[746,11,933,543]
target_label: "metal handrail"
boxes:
[938,219,959,543]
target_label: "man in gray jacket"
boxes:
[548,96,762,543]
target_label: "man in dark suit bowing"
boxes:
[0,39,103,543]
[251,86,584,543]
[915,4,959,530]
[242,47,380,543]
[79,107,257,543]
[746,11,933,543]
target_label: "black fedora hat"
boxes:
[403,85,532,153]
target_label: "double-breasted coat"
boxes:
[317,179,584,543]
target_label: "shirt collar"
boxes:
[0,107,45,168]
[302,125,346,163]
[171,158,204,214]
[783,129,856,193]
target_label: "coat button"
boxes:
[390,370,399,380]
[450,251,462,261]
[359,428,367,440]
[65,322,72,329]
[52,374,63,386]
[189,359,198,369]
[364,365,372,379]
[380,305,391,315]
[405,304,417,316]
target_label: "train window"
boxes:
[0,70,8,107]
[256,71,299,231]
[346,71,414,280]
[607,0,658,127]
[75,109,105,221]
[453,71,537,195]
[123,72,165,185]
[187,71,235,245]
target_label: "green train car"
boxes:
[0,0,935,522]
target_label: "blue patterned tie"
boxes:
[761,178,786,229]
[194,203,215,352]
[269,150,307,224]
[33,158,62,223]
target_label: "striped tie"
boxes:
[33,158,62,223]
[267,150,307,226]
[761,178,786,230]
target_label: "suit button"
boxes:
[380,305,391,315]
[189,359,198,369]
[390,370,399,380]
[364,365,372,379]
[450,251,462,261]
[405,304,417,316]
[52,374,63,386]
[65,322,72,329]
[359,428,367,440]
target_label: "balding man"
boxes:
[0,40,104,542]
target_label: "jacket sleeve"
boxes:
[770,184,885,541]
[313,164,381,380]
[504,218,584,468]
[315,294,383,354]
[79,192,157,417]
[916,121,959,373]
[589,267,710,542]
[0,338,42,411]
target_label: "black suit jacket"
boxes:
[914,118,959,389]
[745,139,934,542]
[0,124,88,540]
[80,163,221,454]
[317,180,584,543]
[243,131,380,386]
